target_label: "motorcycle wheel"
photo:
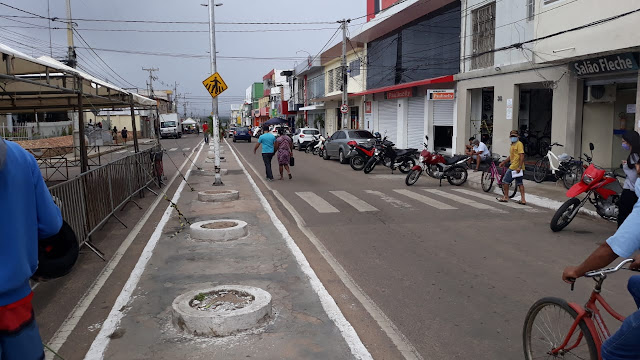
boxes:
[481,170,494,192]
[312,147,319,155]
[405,169,421,186]
[550,197,581,232]
[305,146,312,154]
[398,158,415,174]
[363,157,377,174]
[533,158,549,183]
[350,155,366,171]
[562,163,583,190]
[447,166,468,186]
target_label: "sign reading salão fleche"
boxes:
[572,53,638,76]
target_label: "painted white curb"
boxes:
[172,285,272,336]
[191,169,228,176]
[198,190,239,202]
[190,220,248,241]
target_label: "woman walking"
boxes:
[275,128,293,180]
[618,130,640,227]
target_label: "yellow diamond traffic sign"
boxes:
[202,72,228,98]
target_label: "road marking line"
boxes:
[168,148,177,152]
[77,142,203,360]
[452,188,539,212]
[393,189,457,210]
[364,190,414,209]
[182,147,190,151]
[228,141,378,360]
[296,192,340,213]
[330,191,378,212]
[115,150,128,154]
[423,189,506,213]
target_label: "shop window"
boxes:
[327,69,334,93]
[335,68,343,91]
[527,0,535,20]
[349,59,361,77]
[471,2,495,70]
[434,126,453,149]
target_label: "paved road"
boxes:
[231,140,633,359]
[34,134,205,359]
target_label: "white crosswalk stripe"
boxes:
[364,190,413,209]
[451,188,539,212]
[393,189,457,210]
[330,191,378,212]
[168,148,178,152]
[182,147,190,151]
[296,192,339,213]
[423,189,505,213]
[116,150,128,154]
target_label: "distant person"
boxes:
[275,127,293,180]
[618,131,640,227]
[497,130,526,205]
[469,138,490,172]
[112,126,118,144]
[202,123,209,144]
[0,136,63,360]
[121,127,128,145]
[254,125,276,181]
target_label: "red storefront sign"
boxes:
[386,88,413,99]
[365,101,372,114]
[428,89,455,100]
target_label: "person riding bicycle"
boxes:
[563,167,640,359]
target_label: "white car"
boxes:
[292,128,320,151]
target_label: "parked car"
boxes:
[323,130,377,164]
[293,128,320,151]
[228,126,236,138]
[232,126,252,142]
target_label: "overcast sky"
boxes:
[0,0,365,116]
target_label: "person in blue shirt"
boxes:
[563,171,640,359]
[0,137,62,360]
[254,125,277,181]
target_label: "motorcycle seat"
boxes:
[444,155,467,165]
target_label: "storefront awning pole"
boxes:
[77,77,88,173]
[129,94,139,153]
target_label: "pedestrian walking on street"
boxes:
[112,126,118,144]
[0,136,63,360]
[202,122,209,144]
[121,127,128,145]
[254,125,276,181]
[497,130,526,205]
[275,127,293,180]
[618,130,640,227]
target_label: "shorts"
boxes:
[0,319,44,360]
[472,154,489,161]
[502,169,523,186]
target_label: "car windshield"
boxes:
[237,127,248,132]
[303,130,319,135]
[161,121,176,127]
[349,130,374,139]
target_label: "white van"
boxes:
[160,114,182,139]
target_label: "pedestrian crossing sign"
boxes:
[202,72,228,98]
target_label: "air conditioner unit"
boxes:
[585,85,616,103]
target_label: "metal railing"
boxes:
[48,145,160,259]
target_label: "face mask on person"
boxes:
[622,143,631,151]
[510,137,518,143]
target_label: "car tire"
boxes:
[233,138,236,142]
[339,149,347,164]
[298,142,304,152]
[248,138,251,143]
[323,149,330,160]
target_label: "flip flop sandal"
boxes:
[496,197,508,203]
[516,200,527,205]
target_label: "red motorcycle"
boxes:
[347,140,378,171]
[405,136,469,187]
[550,143,622,232]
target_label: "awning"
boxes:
[299,104,325,111]
[352,75,454,96]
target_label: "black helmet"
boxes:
[374,132,381,139]
[32,221,79,281]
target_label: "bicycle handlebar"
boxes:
[585,259,634,277]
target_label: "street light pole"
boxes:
[208,0,223,185]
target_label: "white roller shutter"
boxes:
[378,99,397,144]
[433,100,454,126]
[407,97,425,149]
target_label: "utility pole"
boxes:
[143,67,160,140]
[183,102,188,119]
[173,81,179,113]
[65,0,76,67]
[207,0,223,186]
[339,19,350,129]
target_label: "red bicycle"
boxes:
[523,259,636,359]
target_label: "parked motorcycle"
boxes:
[347,139,379,171]
[405,136,469,186]
[305,135,321,155]
[550,143,622,232]
[363,137,417,174]
[315,135,327,157]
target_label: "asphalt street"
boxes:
[230,140,633,359]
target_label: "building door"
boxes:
[433,99,455,149]
[407,97,425,149]
[378,99,398,144]
[350,107,360,130]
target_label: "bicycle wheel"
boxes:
[533,158,549,183]
[523,297,597,360]
[562,163,583,189]
[509,180,518,198]
[481,170,494,192]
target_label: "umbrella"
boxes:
[263,117,287,126]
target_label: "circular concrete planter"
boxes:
[172,285,272,336]
[205,157,226,163]
[190,220,247,241]
[191,169,228,176]
[198,190,239,202]
[207,151,215,159]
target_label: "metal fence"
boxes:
[48,145,160,258]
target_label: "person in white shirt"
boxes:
[470,139,490,171]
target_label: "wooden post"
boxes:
[77,79,88,173]
[130,95,140,153]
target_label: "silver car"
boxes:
[323,130,376,164]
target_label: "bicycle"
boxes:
[480,153,517,198]
[523,259,637,360]
[533,142,585,189]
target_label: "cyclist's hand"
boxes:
[630,256,640,270]
[562,266,581,283]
